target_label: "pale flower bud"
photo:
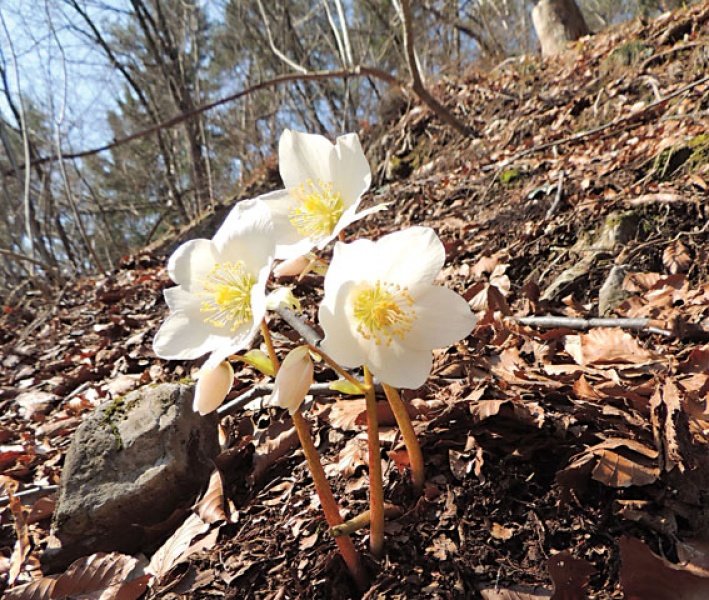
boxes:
[265,287,302,312]
[270,346,313,415]
[274,255,310,278]
[193,360,234,415]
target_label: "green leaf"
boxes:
[238,349,276,377]
[329,379,364,396]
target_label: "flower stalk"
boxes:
[364,366,385,558]
[260,319,280,372]
[291,410,368,590]
[383,384,424,494]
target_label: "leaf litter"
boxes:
[0,4,709,598]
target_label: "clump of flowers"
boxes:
[153,129,475,588]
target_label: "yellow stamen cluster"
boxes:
[200,261,256,331]
[351,281,415,346]
[289,180,345,239]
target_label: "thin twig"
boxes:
[9,67,401,175]
[399,0,474,138]
[0,484,58,507]
[545,169,565,219]
[514,315,672,337]
[217,380,369,415]
[275,307,322,346]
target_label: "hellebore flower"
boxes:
[193,360,234,415]
[270,345,313,415]
[318,227,476,389]
[153,199,275,369]
[242,129,381,260]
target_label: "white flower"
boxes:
[270,346,313,414]
[153,199,275,369]
[318,227,476,389]
[248,129,382,260]
[193,361,234,415]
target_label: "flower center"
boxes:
[351,281,416,345]
[200,261,256,331]
[289,180,345,240]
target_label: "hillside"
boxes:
[1,3,708,598]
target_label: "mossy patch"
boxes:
[499,167,522,185]
[649,134,709,181]
[604,41,653,71]
[101,394,138,450]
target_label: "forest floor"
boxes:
[1,3,709,599]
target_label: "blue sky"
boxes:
[0,1,126,148]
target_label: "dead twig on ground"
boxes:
[514,315,673,337]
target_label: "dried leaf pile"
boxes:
[1,4,709,598]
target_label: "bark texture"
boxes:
[532,0,590,57]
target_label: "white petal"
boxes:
[265,287,301,312]
[371,227,445,290]
[257,189,319,260]
[319,282,367,369]
[215,203,275,275]
[202,321,261,371]
[405,286,476,350]
[278,129,335,190]
[155,287,256,361]
[213,197,273,249]
[193,361,234,415]
[167,239,217,291]
[367,342,433,389]
[330,133,371,207]
[270,346,313,414]
[323,238,376,300]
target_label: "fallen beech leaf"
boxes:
[194,469,227,524]
[649,378,686,473]
[548,551,595,600]
[620,536,709,600]
[590,438,660,488]
[4,479,30,586]
[147,512,210,579]
[6,552,151,600]
[490,522,514,540]
[328,399,409,431]
[26,496,55,525]
[663,240,691,274]
[479,586,552,599]
[328,435,368,477]
[471,255,499,279]
[564,328,656,366]
[251,420,299,483]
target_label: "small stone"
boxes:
[45,383,218,570]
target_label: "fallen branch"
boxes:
[218,379,372,416]
[514,315,672,337]
[275,307,322,346]
[0,484,58,507]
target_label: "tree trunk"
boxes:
[532,0,590,57]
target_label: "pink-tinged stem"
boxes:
[363,366,384,558]
[383,384,424,494]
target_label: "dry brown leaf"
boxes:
[548,551,595,600]
[650,378,686,473]
[327,399,409,431]
[479,586,552,599]
[251,420,299,483]
[327,435,368,477]
[6,552,151,600]
[663,240,691,274]
[620,536,709,600]
[147,512,210,580]
[564,328,657,366]
[3,478,30,586]
[572,375,605,401]
[471,255,500,279]
[490,522,514,540]
[194,469,227,524]
[590,438,660,488]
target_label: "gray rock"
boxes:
[45,383,218,570]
